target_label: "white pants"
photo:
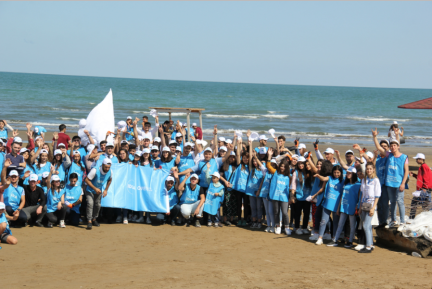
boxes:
[181,201,204,219]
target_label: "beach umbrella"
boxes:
[398,97,432,109]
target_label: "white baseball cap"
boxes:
[29,174,38,182]
[58,143,66,147]
[151,145,159,151]
[259,147,268,154]
[166,176,175,183]
[135,150,142,156]
[292,154,299,159]
[219,137,226,142]
[413,153,425,160]
[34,127,39,133]
[230,151,235,156]
[389,138,400,145]
[103,158,112,165]
[220,146,227,152]
[175,133,182,138]
[225,139,232,144]
[190,173,199,180]
[184,142,193,147]
[393,121,398,124]
[20,148,29,154]
[182,123,187,127]
[298,143,306,149]
[35,136,42,141]
[87,144,95,153]
[14,137,23,143]
[192,123,197,127]
[162,146,170,152]
[51,175,61,181]
[366,151,374,159]
[9,170,19,176]
[127,116,132,120]
[345,150,354,155]
[169,140,177,145]
[324,148,335,154]
[347,167,357,173]
[204,147,212,153]
[259,135,268,141]
[106,142,114,147]
[121,140,129,144]
[176,146,182,152]
[196,139,202,145]
[154,137,161,142]
[73,150,81,156]
[270,159,277,164]
[54,149,62,156]
[42,172,50,178]
[142,148,150,154]
[211,172,220,178]
[0,202,5,210]
[297,156,306,162]
[40,149,48,154]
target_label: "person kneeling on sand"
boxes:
[178,173,205,228]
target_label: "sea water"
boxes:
[1,72,431,146]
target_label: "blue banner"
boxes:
[101,163,170,213]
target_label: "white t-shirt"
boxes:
[87,166,111,181]
[360,177,381,204]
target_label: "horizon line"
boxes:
[1,70,431,91]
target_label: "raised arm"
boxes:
[213,125,218,156]
[221,143,234,163]
[248,137,253,172]
[314,173,329,182]
[372,128,385,154]
[178,172,190,191]
[158,126,166,148]
[236,138,242,165]
[133,118,140,146]
[334,150,348,170]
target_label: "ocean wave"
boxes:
[10,121,79,128]
[132,111,187,116]
[201,129,371,139]
[58,117,81,121]
[347,116,410,122]
[267,111,276,114]
[51,107,82,112]
[205,114,288,119]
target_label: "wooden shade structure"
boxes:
[148,107,205,140]
[398,97,432,109]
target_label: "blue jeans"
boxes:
[387,186,405,223]
[377,185,389,225]
[361,210,374,247]
[334,212,356,242]
[319,208,339,237]
[263,198,274,227]
[249,196,263,220]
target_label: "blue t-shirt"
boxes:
[323,176,344,212]
[0,128,8,139]
[46,188,65,213]
[340,182,361,215]
[179,184,201,205]
[0,213,12,236]
[190,158,224,188]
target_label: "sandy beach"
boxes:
[3,131,431,288]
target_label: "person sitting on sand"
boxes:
[0,202,18,245]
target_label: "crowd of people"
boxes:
[0,117,431,254]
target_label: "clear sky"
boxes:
[1,1,431,89]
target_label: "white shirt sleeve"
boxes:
[374,178,381,198]
[87,168,97,180]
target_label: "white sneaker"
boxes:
[309,234,319,241]
[123,218,128,225]
[323,233,332,240]
[302,228,310,234]
[295,228,303,235]
[269,227,275,233]
[116,216,122,223]
[264,227,270,232]
[285,228,292,235]
[315,238,323,245]
[60,220,66,228]
[397,224,405,232]
[275,226,281,234]
[354,244,365,251]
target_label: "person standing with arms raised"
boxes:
[372,128,408,228]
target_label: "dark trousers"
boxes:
[294,200,311,229]
[6,206,27,223]
[46,205,67,224]
[66,208,80,226]
[156,204,181,224]
[236,191,251,220]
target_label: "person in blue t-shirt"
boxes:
[33,126,47,138]
[314,165,344,245]
[0,202,18,245]
[155,173,181,226]
[0,120,14,139]
[178,173,205,227]
[327,166,361,248]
